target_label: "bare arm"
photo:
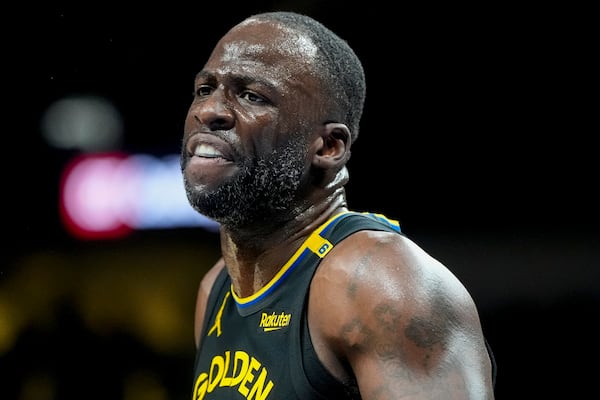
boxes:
[194,257,226,349]
[308,231,495,399]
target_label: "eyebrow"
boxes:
[194,70,213,82]
[194,70,279,93]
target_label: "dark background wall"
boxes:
[3,2,597,399]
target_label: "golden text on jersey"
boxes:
[192,349,274,400]
[192,310,292,399]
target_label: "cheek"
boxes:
[238,114,281,149]
[237,106,277,131]
[183,108,197,131]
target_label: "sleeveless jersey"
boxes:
[191,211,497,399]
[191,211,402,400]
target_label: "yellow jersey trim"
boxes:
[231,211,352,306]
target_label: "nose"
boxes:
[189,87,234,131]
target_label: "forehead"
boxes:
[206,19,319,78]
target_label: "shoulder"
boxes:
[194,258,226,348]
[308,230,494,397]
[313,229,475,312]
[311,230,475,325]
[313,229,452,294]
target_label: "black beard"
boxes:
[182,139,307,229]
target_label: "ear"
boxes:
[313,122,351,168]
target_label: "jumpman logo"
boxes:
[208,292,230,337]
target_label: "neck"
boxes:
[219,190,348,297]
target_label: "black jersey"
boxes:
[191,211,402,400]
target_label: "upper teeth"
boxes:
[195,144,223,158]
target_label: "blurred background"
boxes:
[3,1,597,399]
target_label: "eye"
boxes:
[194,85,213,97]
[240,90,267,104]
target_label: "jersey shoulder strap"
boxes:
[319,211,403,245]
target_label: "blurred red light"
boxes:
[59,153,134,240]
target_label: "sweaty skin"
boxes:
[183,16,495,400]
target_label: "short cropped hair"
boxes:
[249,11,366,143]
